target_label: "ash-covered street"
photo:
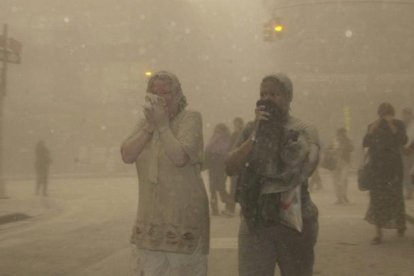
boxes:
[1,173,414,276]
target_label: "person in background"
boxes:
[404,138,414,186]
[330,128,354,204]
[35,140,51,196]
[205,123,232,216]
[309,166,323,192]
[401,108,414,199]
[363,102,407,244]
[224,117,245,216]
[121,71,209,276]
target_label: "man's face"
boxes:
[150,79,174,108]
[260,80,290,113]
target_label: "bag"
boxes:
[279,186,303,232]
[358,152,372,191]
[320,149,337,171]
[257,187,303,232]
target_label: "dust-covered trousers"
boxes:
[331,161,350,202]
[132,245,207,276]
[238,217,318,276]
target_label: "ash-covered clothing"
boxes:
[309,168,322,191]
[205,133,231,156]
[405,120,414,144]
[239,218,318,276]
[132,245,207,276]
[35,145,51,170]
[35,143,51,196]
[235,116,319,220]
[402,153,414,194]
[333,136,353,165]
[363,119,407,229]
[130,110,209,255]
[230,128,244,149]
[227,128,245,213]
[330,136,353,203]
[331,161,350,203]
[235,116,319,276]
[205,133,232,214]
[403,120,414,196]
[206,156,231,215]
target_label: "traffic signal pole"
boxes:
[0,24,8,198]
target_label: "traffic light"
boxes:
[263,17,284,42]
[273,23,283,33]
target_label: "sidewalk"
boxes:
[0,179,60,230]
[0,173,131,222]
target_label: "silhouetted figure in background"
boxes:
[401,107,414,199]
[309,167,323,192]
[363,102,407,244]
[224,117,245,216]
[35,140,51,196]
[404,138,414,185]
[330,128,354,204]
[205,123,232,216]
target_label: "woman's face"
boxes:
[150,79,175,111]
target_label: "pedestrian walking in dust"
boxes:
[205,123,232,216]
[121,71,209,276]
[401,107,414,199]
[363,102,408,244]
[35,140,51,196]
[225,117,245,216]
[226,74,320,276]
[329,128,353,204]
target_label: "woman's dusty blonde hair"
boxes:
[146,71,188,116]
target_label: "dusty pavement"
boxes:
[0,172,414,276]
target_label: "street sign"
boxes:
[0,35,22,64]
[0,49,20,64]
[8,38,22,54]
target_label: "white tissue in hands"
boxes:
[145,93,162,105]
[142,102,152,111]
